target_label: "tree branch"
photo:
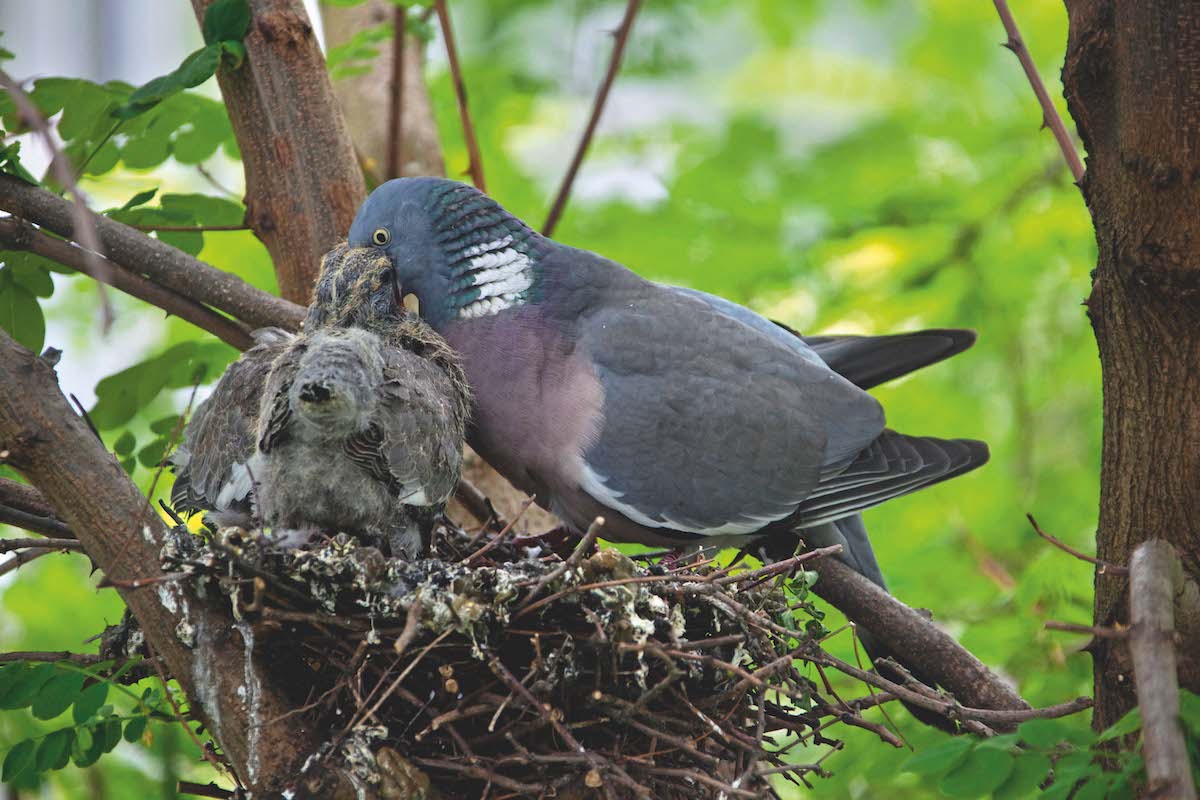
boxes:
[0,329,317,793]
[809,556,1031,715]
[387,6,406,180]
[435,0,486,191]
[0,217,255,350]
[1128,540,1197,800]
[992,0,1086,184]
[542,0,641,236]
[190,0,366,302]
[0,173,304,332]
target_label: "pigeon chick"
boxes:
[254,325,465,557]
[170,245,469,557]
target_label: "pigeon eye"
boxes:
[372,228,391,246]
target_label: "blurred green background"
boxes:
[0,0,1098,796]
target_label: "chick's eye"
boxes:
[372,228,391,246]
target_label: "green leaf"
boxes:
[114,45,222,120]
[74,725,93,754]
[901,736,973,776]
[36,729,73,772]
[0,280,45,353]
[9,263,54,298]
[73,681,108,723]
[123,715,148,743]
[2,739,36,783]
[1178,690,1200,736]
[203,0,252,45]
[0,662,57,709]
[120,188,159,211]
[938,745,1014,797]
[137,437,171,469]
[1098,707,1143,741]
[31,671,86,719]
[100,717,123,753]
[151,415,184,436]
[113,430,137,457]
[993,753,1050,800]
[1017,718,1076,749]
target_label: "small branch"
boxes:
[0,217,254,350]
[805,647,1092,728]
[991,0,1086,184]
[178,782,234,800]
[453,477,509,530]
[1128,540,1196,800]
[0,173,304,333]
[1027,513,1128,576]
[130,224,249,233]
[0,501,74,539]
[0,537,82,552]
[434,0,486,192]
[387,5,406,179]
[0,476,57,518]
[0,68,115,329]
[1044,620,1128,639]
[808,556,1031,717]
[0,547,54,578]
[542,0,641,236]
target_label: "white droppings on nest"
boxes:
[190,615,223,744]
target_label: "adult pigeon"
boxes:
[348,178,988,558]
[169,245,470,556]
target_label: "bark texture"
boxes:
[321,0,446,179]
[191,0,366,303]
[0,331,317,794]
[1062,0,1200,729]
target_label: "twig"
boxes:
[1044,620,1128,639]
[0,218,254,350]
[1026,513,1128,576]
[0,68,114,330]
[542,0,641,236]
[1127,540,1196,800]
[0,547,55,578]
[518,516,603,610]
[387,5,406,179]
[68,394,102,442]
[0,502,74,539]
[0,537,82,553]
[463,495,537,564]
[177,781,234,799]
[0,477,58,518]
[434,0,486,191]
[991,0,1086,184]
[453,478,509,531]
[196,164,239,198]
[0,173,304,332]
[803,647,1092,728]
[131,224,249,233]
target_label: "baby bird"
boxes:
[254,324,464,556]
[169,245,470,557]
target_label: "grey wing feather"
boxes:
[170,329,293,518]
[800,329,976,389]
[256,340,306,454]
[580,283,885,536]
[373,349,466,506]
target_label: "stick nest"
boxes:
[161,518,873,799]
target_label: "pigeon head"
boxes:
[306,243,406,330]
[349,177,545,329]
[289,328,385,434]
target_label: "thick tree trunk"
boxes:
[191,0,366,303]
[1062,0,1200,730]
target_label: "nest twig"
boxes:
[156,519,920,798]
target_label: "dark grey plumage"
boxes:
[169,245,470,556]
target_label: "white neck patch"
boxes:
[458,242,534,319]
